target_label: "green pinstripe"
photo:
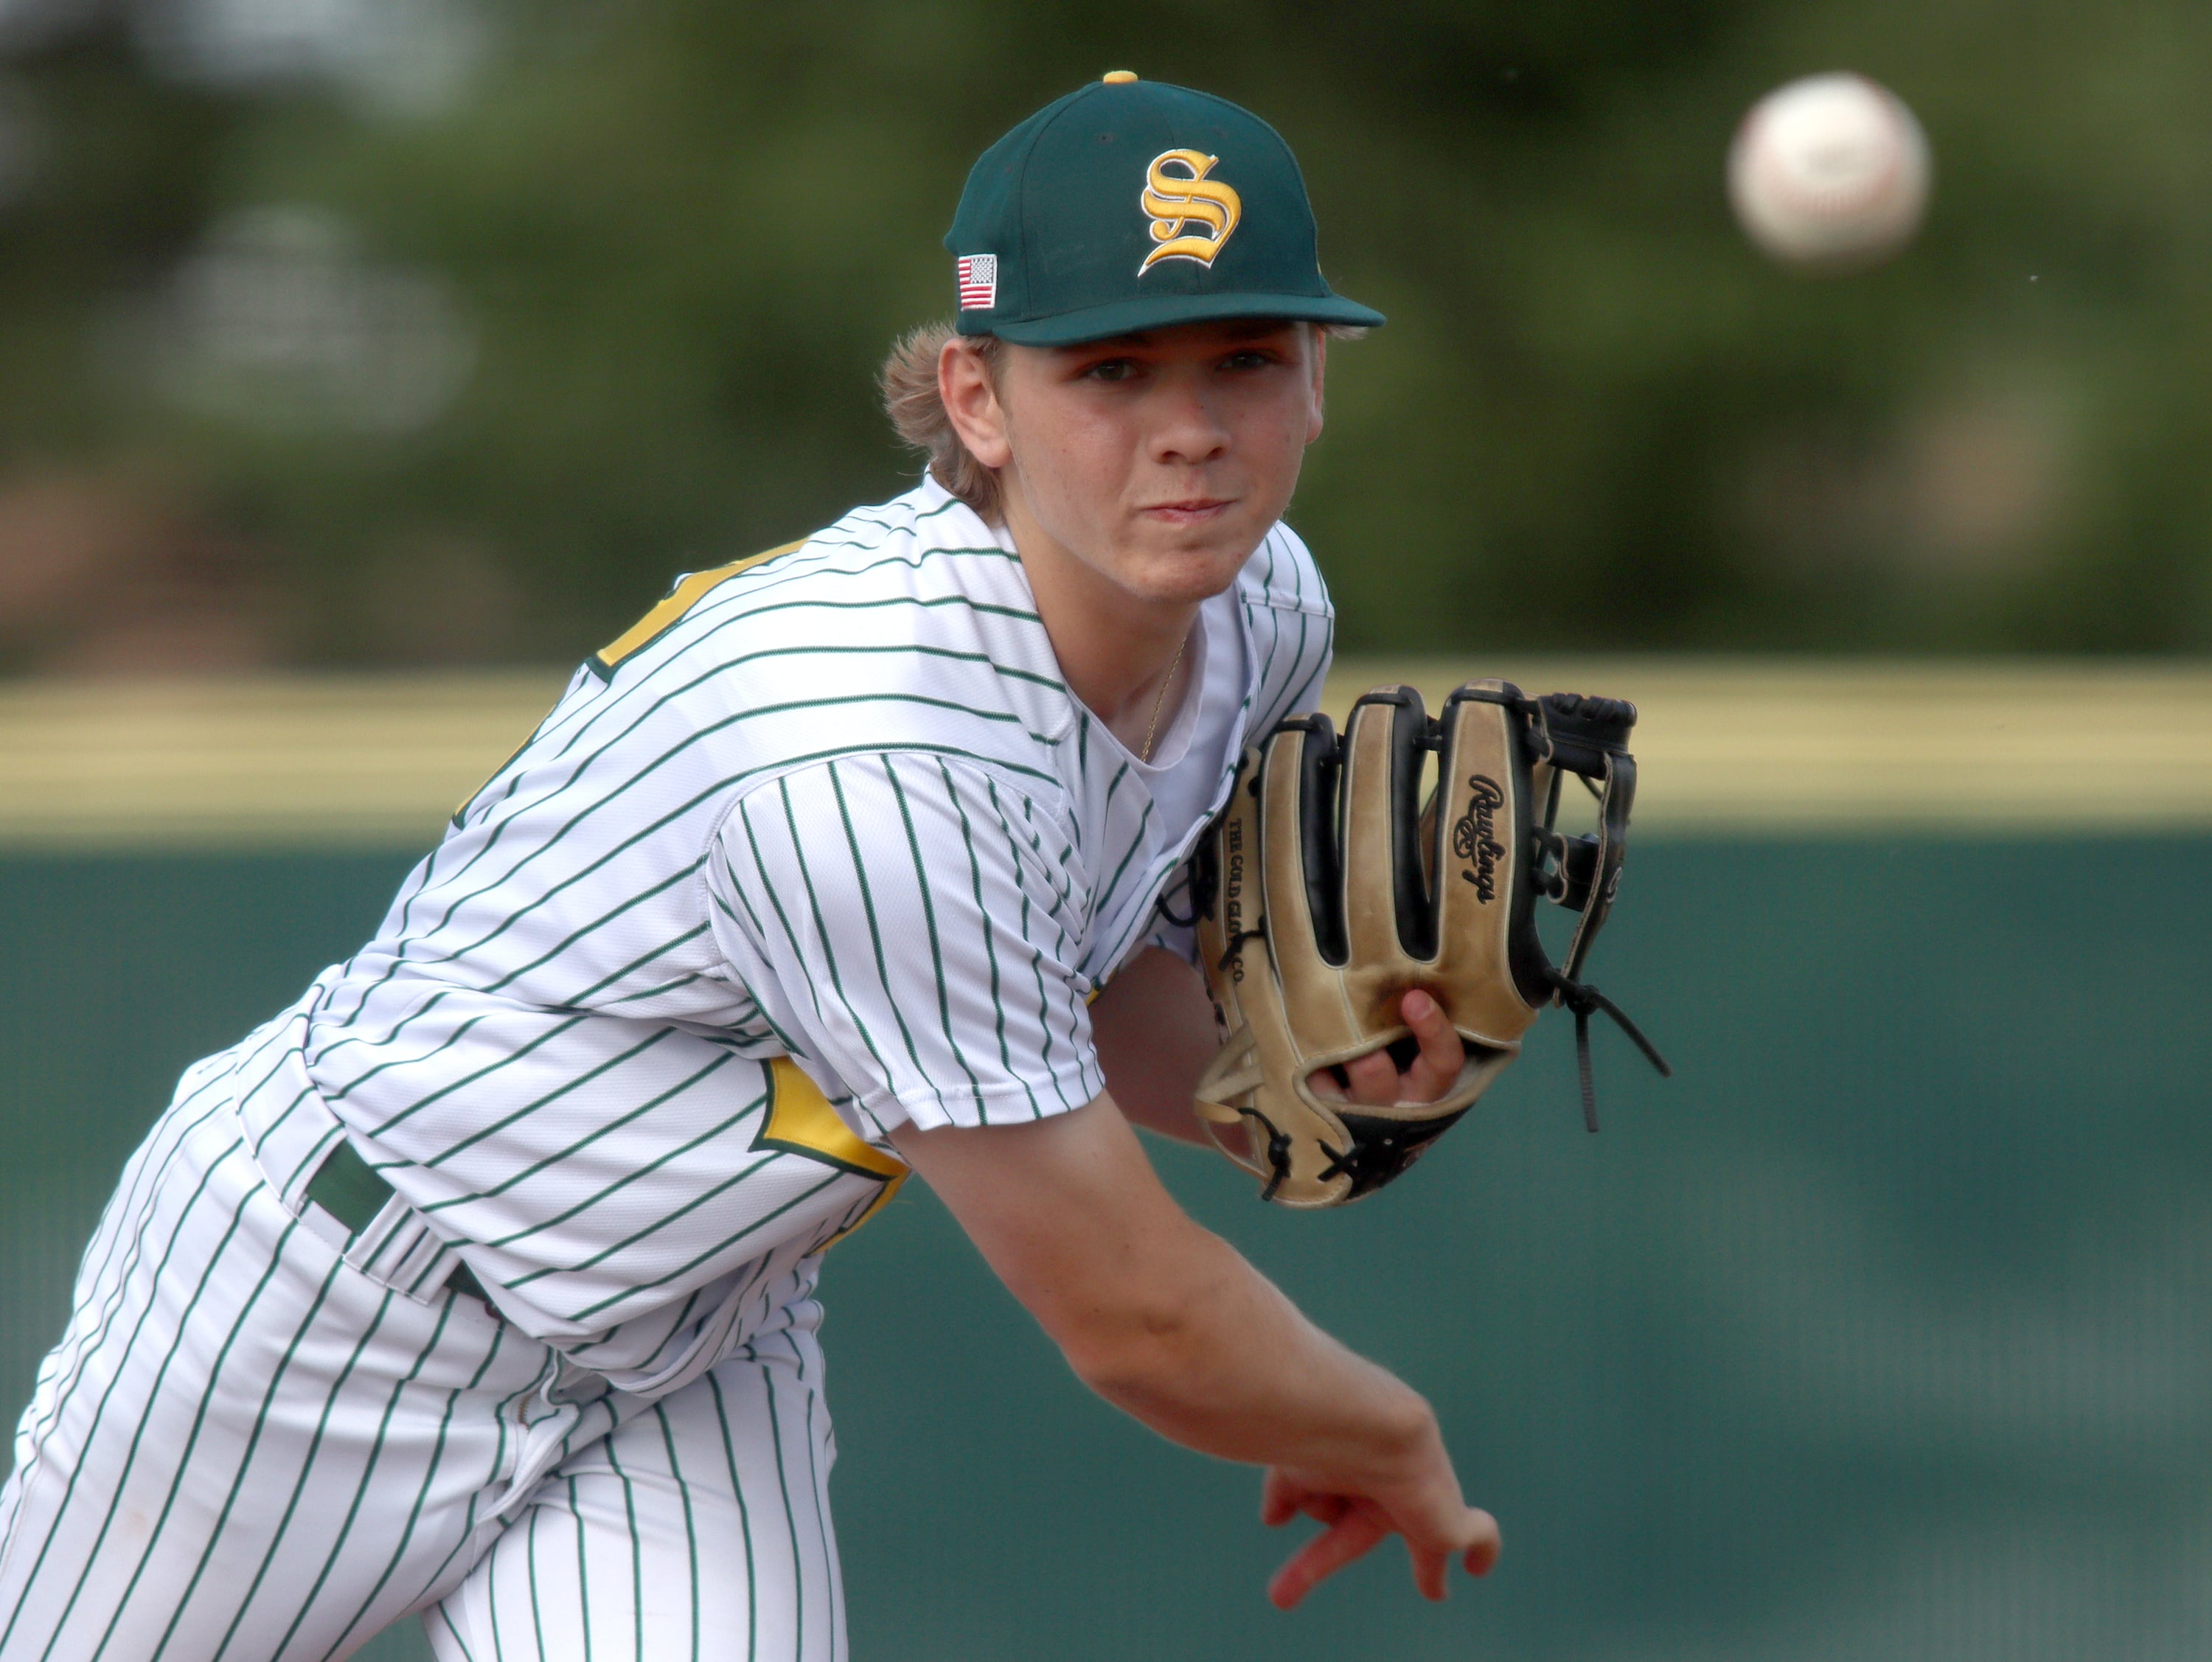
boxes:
[824,762,931,1084]
[765,783,905,1105]
[791,1336,840,1662]
[761,1361,804,1662]
[552,1170,849,1322]
[706,1371,761,1662]
[145,1248,351,1659]
[205,1287,403,1662]
[9,1076,234,1466]
[417,1055,748,1217]
[884,756,992,1108]
[10,1144,245,1658]
[654,1405,703,1661]
[936,757,1032,1113]
[98,1211,304,1662]
[601,1439,646,1662]
[332,1319,517,1657]
[412,1028,678,1172]
[261,1298,461,1661]
[568,1478,591,1662]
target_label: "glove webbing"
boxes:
[1553,973,1672,1133]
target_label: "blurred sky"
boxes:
[1,0,2209,672]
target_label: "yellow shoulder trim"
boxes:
[757,1058,906,1180]
[755,1057,908,1248]
[589,539,809,674]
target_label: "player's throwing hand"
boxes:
[1262,1449,1501,1610]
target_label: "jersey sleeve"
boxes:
[704,754,1106,1136]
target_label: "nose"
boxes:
[1148,367,1232,467]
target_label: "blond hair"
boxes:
[880,321,1006,523]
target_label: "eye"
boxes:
[1080,357,1140,383]
[1220,347,1282,372]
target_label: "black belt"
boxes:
[304,1137,495,1307]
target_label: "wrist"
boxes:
[1357,1377,1441,1483]
[1389,1397,1443,1469]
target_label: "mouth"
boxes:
[1138,497,1235,526]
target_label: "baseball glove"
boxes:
[1189,680,1668,1208]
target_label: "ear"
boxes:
[1305,327,1328,446]
[939,338,1014,470]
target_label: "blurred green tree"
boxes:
[1,0,2208,666]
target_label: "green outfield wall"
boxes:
[5,836,2208,1662]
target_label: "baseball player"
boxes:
[0,74,1498,1660]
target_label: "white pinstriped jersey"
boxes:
[260,478,1332,1395]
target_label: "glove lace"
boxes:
[1215,920,1266,974]
[1551,973,1672,1133]
[1153,879,1201,930]
[1233,1107,1297,1203]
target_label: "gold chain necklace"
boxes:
[1140,633,1189,764]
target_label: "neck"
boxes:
[1001,489,1199,754]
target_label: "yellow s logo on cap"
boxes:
[1140,150,1242,273]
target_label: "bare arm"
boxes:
[1088,946,1220,1146]
[888,1091,1499,1607]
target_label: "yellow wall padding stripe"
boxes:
[4,661,2211,847]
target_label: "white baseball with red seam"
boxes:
[1728,73,1931,269]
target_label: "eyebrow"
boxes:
[1062,320,1299,352]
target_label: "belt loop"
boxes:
[302,1135,497,1311]
[303,1135,396,1237]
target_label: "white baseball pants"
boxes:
[0,1063,847,1661]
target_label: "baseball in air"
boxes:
[1728,73,1931,270]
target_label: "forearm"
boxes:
[1109,1080,1211,1146]
[891,1096,1427,1476]
[1065,1224,1434,1477]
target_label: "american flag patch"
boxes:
[956,254,998,310]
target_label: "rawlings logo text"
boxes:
[1453,774,1507,903]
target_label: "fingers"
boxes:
[1262,1472,1501,1610]
[1267,1502,1391,1610]
[1262,1470,1340,1529]
[1304,990,1468,1108]
[1461,1511,1503,1577]
[1410,1541,1450,1601]
[1397,990,1466,1103]
[1401,1506,1500,1602]
[1338,1049,1399,1105]
[1262,1470,1349,1531]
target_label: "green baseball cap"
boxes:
[945,72,1385,346]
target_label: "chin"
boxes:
[1127,547,1253,605]
[1128,519,1270,591]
